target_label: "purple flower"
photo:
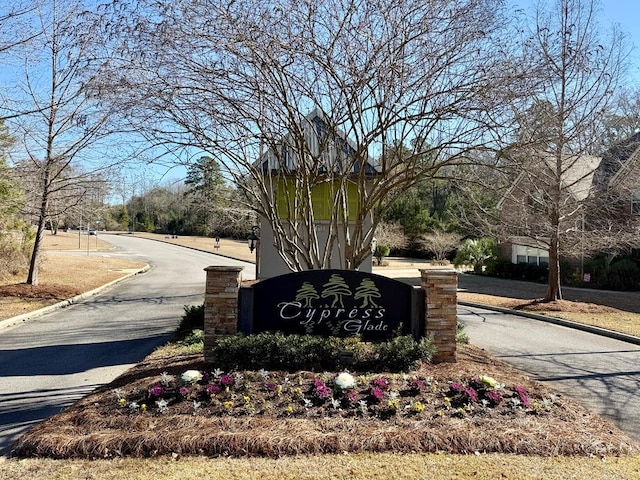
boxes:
[450,382,464,392]
[515,386,530,407]
[206,384,221,395]
[148,384,164,397]
[219,375,234,386]
[264,382,277,392]
[179,386,190,397]
[486,391,503,405]
[464,387,478,402]
[412,379,426,390]
[317,385,332,399]
[370,387,384,400]
[345,390,359,404]
[372,378,388,389]
[314,379,326,388]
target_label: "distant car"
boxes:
[89,229,97,235]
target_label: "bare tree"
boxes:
[0,1,45,54]
[3,1,121,284]
[419,230,463,262]
[98,0,524,272]
[491,0,628,301]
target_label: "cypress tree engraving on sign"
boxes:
[321,274,352,308]
[354,278,381,308]
[295,282,320,308]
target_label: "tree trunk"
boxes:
[545,233,562,301]
[27,169,51,286]
[27,207,47,286]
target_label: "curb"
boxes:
[0,265,151,331]
[458,300,640,346]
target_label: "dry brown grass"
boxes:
[458,293,640,338]
[2,452,640,480]
[0,232,146,321]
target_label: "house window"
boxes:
[512,245,549,268]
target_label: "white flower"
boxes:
[129,402,140,410]
[156,399,169,412]
[358,400,368,413]
[331,398,341,409]
[212,368,224,378]
[388,390,400,401]
[160,372,175,386]
[181,370,203,384]
[335,372,357,390]
[303,399,313,408]
[258,369,270,379]
[193,400,202,411]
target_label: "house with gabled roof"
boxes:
[252,109,379,279]
[497,133,640,269]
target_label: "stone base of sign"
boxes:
[420,269,457,363]
[203,266,244,364]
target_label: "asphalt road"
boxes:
[458,304,640,444]
[0,234,254,457]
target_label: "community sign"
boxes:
[240,269,421,341]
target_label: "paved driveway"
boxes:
[0,234,254,456]
[458,304,640,443]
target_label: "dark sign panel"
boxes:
[246,269,417,341]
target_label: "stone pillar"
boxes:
[420,269,458,363]
[203,266,244,364]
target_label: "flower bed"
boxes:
[113,366,556,421]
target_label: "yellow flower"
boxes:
[413,401,425,413]
[443,396,451,408]
[141,404,147,412]
[275,385,283,396]
[243,396,251,403]
[223,401,234,412]
[286,405,294,414]
[119,398,126,406]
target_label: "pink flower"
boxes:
[372,378,388,389]
[345,390,359,403]
[179,386,190,397]
[219,375,234,386]
[464,387,478,402]
[450,382,464,392]
[412,379,426,390]
[370,387,384,400]
[206,384,221,395]
[515,386,530,407]
[315,384,332,399]
[148,384,164,397]
[487,391,502,405]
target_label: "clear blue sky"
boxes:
[594,0,640,82]
[511,0,640,83]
